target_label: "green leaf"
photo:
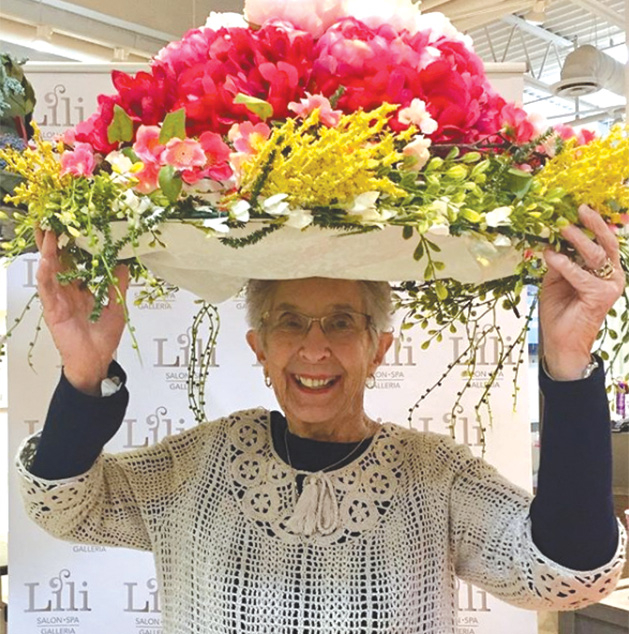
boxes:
[462,151,481,164]
[234,93,274,120]
[505,168,533,198]
[435,282,448,300]
[159,165,183,203]
[413,241,425,261]
[121,147,140,162]
[403,225,413,240]
[461,208,482,224]
[107,105,134,144]
[159,109,187,144]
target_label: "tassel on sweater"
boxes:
[285,473,339,537]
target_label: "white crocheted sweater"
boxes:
[17,408,627,634]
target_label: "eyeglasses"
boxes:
[261,309,372,340]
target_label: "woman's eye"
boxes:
[277,313,305,330]
[327,313,355,331]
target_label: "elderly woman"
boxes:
[17,205,626,633]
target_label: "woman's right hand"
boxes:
[36,229,130,395]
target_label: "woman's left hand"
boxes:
[539,204,625,380]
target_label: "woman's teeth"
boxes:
[295,375,335,389]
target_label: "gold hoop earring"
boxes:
[365,374,376,389]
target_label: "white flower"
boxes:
[230,199,251,222]
[204,11,248,29]
[57,233,70,249]
[106,151,134,174]
[202,217,230,233]
[245,0,347,38]
[344,0,423,35]
[429,199,450,216]
[420,12,474,49]
[347,191,380,214]
[285,209,314,229]
[262,193,291,216]
[346,192,396,226]
[485,206,513,228]
[493,234,512,247]
[398,99,438,135]
[428,223,450,237]
[403,135,432,171]
[114,190,154,229]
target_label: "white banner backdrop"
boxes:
[7,64,536,634]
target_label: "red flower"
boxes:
[112,67,177,126]
[167,22,315,136]
[72,95,117,153]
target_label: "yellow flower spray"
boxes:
[238,103,417,208]
[535,124,629,222]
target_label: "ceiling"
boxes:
[0,0,626,128]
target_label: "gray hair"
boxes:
[244,279,393,333]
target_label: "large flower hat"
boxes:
[1,0,628,415]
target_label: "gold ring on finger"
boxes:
[587,257,615,280]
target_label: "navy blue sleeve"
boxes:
[29,361,129,480]
[530,357,618,570]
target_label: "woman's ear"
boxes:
[370,331,394,372]
[246,329,267,365]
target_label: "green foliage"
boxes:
[107,105,134,144]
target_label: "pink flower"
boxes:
[576,128,597,145]
[134,162,161,194]
[162,138,207,170]
[60,128,77,146]
[60,143,96,177]
[554,123,577,140]
[500,103,537,143]
[198,131,233,181]
[228,122,272,154]
[288,93,342,126]
[403,135,432,171]
[244,0,347,38]
[133,125,165,164]
[548,124,597,154]
[312,19,424,113]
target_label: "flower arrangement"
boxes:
[1,0,628,429]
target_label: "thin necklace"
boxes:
[283,422,376,473]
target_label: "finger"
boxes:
[577,205,621,266]
[34,228,44,252]
[40,229,59,260]
[560,223,608,270]
[543,248,598,289]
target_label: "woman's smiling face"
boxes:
[246,278,392,441]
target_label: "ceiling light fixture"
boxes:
[524,0,547,25]
[32,25,55,52]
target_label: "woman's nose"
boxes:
[298,321,331,361]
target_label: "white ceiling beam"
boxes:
[500,14,574,48]
[31,0,179,42]
[1,0,168,57]
[568,0,624,29]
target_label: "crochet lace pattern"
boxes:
[17,408,627,634]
